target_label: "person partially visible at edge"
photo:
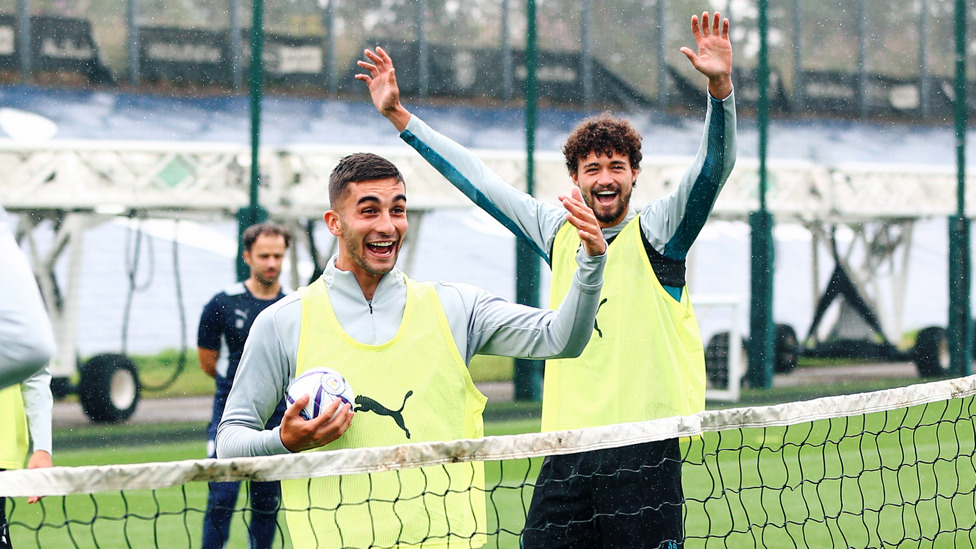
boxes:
[0,362,53,549]
[197,221,292,549]
[216,152,607,548]
[357,11,735,549]
[0,204,55,391]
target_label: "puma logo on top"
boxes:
[234,309,248,329]
[594,298,608,338]
[355,390,413,439]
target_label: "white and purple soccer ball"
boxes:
[285,367,355,421]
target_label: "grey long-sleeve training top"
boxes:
[217,250,605,458]
[400,92,737,301]
[0,205,56,392]
[0,206,55,457]
[19,365,53,457]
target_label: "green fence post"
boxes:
[749,211,775,388]
[948,0,972,376]
[949,215,972,376]
[237,0,268,282]
[748,0,776,389]
[513,0,542,402]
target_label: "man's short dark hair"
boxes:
[329,153,405,206]
[242,221,292,252]
[562,113,643,176]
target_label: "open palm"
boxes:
[680,12,733,98]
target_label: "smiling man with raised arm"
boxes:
[217,152,605,548]
[358,11,736,548]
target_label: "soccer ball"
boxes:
[285,367,356,421]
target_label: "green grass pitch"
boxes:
[682,396,976,548]
[8,400,976,548]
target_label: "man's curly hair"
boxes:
[562,113,642,176]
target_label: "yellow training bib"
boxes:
[543,215,705,431]
[281,275,487,548]
[0,384,29,470]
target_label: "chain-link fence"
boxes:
[0,1,973,115]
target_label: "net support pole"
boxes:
[514,0,542,402]
[237,0,269,282]
[948,0,972,376]
[748,0,776,389]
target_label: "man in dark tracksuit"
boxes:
[198,222,291,549]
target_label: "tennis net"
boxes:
[3,375,975,548]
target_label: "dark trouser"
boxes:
[203,391,286,549]
[0,495,10,549]
[522,438,684,549]
[201,479,281,549]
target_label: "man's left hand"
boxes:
[27,450,52,504]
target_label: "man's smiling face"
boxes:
[327,177,408,281]
[572,150,637,228]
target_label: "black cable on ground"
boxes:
[142,219,188,392]
[120,213,154,356]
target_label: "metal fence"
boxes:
[0,0,973,119]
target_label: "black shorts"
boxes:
[522,438,683,549]
[1,494,10,549]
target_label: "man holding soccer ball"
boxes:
[359,11,736,548]
[218,152,607,547]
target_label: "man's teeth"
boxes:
[597,191,615,196]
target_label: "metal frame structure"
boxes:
[1,141,971,417]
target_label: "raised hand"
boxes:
[559,187,607,257]
[680,12,733,100]
[355,47,412,132]
[279,393,354,453]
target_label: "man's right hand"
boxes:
[356,47,412,132]
[198,347,219,379]
[560,188,607,257]
[279,394,354,453]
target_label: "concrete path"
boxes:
[53,381,517,429]
[771,361,917,387]
[53,363,919,428]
